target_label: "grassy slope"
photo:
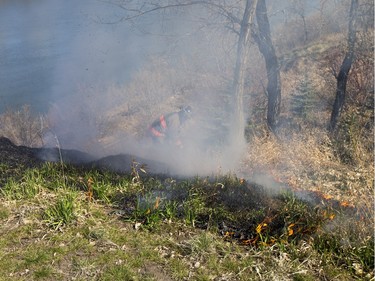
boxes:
[0,159,373,281]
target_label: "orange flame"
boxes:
[256,223,268,234]
[288,223,295,236]
[340,201,354,208]
[322,194,333,200]
[224,231,235,238]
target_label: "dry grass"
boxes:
[97,54,232,149]
[0,105,48,147]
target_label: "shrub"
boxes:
[0,105,47,147]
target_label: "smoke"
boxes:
[39,1,249,176]
[83,105,246,177]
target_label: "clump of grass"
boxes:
[80,172,113,203]
[276,191,329,240]
[182,189,205,227]
[0,204,10,220]
[134,193,164,229]
[43,192,77,229]
[314,233,374,278]
[38,162,70,190]
[1,169,43,200]
[313,212,375,277]
[130,158,147,190]
[163,200,179,222]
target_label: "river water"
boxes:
[0,0,325,115]
[0,0,156,113]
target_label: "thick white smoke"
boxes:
[39,1,262,177]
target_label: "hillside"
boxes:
[0,3,373,279]
[0,136,373,280]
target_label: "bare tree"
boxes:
[230,0,258,142]
[329,0,359,132]
[289,0,308,44]
[105,0,280,139]
[252,0,281,132]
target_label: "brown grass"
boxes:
[0,105,48,147]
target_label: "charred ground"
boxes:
[0,136,364,244]
[0,137,373,280]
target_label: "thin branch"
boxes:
[98,0,242,27]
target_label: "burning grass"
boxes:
[0,156,373,280]
[242,123,373,219]
[0,98,373,281]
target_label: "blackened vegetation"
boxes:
[117,173,359,248]
[0,137,43,186]
[0,137,361,247]
[0,137,43,168]
[193,181,339,246]
[90,154,170,175]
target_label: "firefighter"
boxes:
[148,106,192,147]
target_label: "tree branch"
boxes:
[99,0,241,27]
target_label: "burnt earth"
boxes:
[0,137,43,169]
[0,137,169,186]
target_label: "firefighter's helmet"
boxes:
[181,105,192,114]
[179,105,192,123]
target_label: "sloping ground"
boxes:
[0,137,43,169]
[0,136,364,236]
[0,137,169,179]
[0,137,373,280]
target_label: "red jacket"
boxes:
[149,111,183,143]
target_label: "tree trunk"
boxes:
[253,0,281,132]
[231,0,258,141]
[302,14,308,44]
[329,0,358,132]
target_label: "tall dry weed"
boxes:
[243,123,373,211]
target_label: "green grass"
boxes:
[43,191,77,229]
[0,162,373,280]
[1,169,43,199]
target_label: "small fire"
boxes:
[340,201,354,208]
[316,191,355,209]
[287,223,295,236]
[224,231,235,238]
[256,222,268,234]
[322,193,333,200]
[322,210,336,220]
